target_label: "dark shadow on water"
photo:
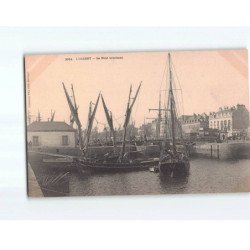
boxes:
[29,159,70,197]
[39,172,70,197]
[28,150,250,196]
[159,174,189,192]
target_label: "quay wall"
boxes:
[28,141,250,160]
[191,141,250,160]
[29,145,137,157]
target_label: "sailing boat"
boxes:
[62,82,84,150]
[76,82,159,173]
[157,53,190,176]
[83,94,101,157]
[35,83,82,169]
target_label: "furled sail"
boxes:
[101,94,117,153]
[120,82,142,161]
[62,82,83,149]
[84,94,100,152]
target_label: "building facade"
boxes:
[180,113,209,139]
[27,121,77,148]
[209,104,249,137]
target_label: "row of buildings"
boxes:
[141,104,249,139]
[139,104,249,141]
[180,104,249,140]
[27,104,249,149]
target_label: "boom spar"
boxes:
[62,82,84,150]
[101,94,117,154]
[84,93,101,154]
[120,82,142,162]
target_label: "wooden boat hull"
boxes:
[43,158,73,163]
[28,151,76,171]
[159,161,190,177]
[77,159,159,173]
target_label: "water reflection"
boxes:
[69,172,135,196]
[37,171,70,197]
[29,156,250,197]
[159,174,189,193]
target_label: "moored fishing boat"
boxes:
[28,150,76,171]
[76,158,159,173]
[76,82,159,173]
[157,53,190,176]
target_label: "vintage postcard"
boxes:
[25,50,250,197]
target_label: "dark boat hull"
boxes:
[28,151,76,171]
[159,161,190,177]
[77,159,159,173]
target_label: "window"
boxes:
[33,136,39,146]
[220,120,223,130]
[228,120,231,130]
[62,135,69,146]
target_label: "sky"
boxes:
[25,49,249,130]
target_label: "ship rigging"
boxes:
[156,53,190,176]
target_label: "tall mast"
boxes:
[70,115,74,126]
[85,94,100,154]
[168,53,176,152]
[101,94,117,154]
[120,85,132,162]
[71,84,77,110]
[149,93,169,140]
[120,82,142,162]
[157,92,162,139]
[37,110,41,122]
[143,117,146,140]
[69,84,77,126]
[50,110,55,122]
[87,101,92,127]
[62,82,84,150]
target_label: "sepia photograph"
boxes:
[25,49,250,197]
[2,6,250,250]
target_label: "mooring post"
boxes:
[217,144,220,159]
[210,145,213,159]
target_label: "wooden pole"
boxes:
[168,53,176,153]
[120,86,132,162]
[217,144,220,159]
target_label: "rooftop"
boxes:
[209,104,248,117]
[27,121,76,132]
[180,113,208,122]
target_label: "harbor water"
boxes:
[29,155,250,196]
